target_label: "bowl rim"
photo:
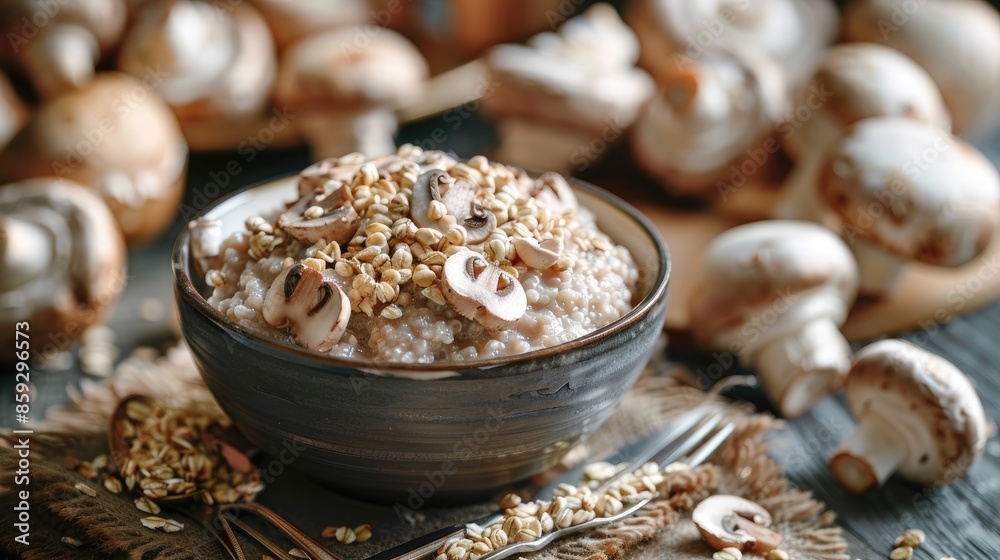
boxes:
[172,169,670,374]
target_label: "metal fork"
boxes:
[475,419,738,560]
[372,375,755,560]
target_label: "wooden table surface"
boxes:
[3,109,999,559]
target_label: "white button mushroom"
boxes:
[627,0,838,86]
[277,187,361,246]
[693,495,783,554]
[117,0,277,143]
[843,0,1000,139]
[441,250,527,332]
[262,262,352,351]
[0,73,188,244]
[816,117,1000,298]
[274,27,428,159]
[0,0,127,99]
[689,221,859,418]
[410,169,496,244]
[631,47,787,196]
[483,4,654,173]
[0,179,126,354]
[775,43,952,222]
[830,339,989,494]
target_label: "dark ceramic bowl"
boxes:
[172,173,670,503]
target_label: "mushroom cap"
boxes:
[631,46,787,195]
[274,27,428,110]
[262,262,352,351]
[0,71,28,150]
[251,0,369,50]
[781,43,951,161]
[0,178,126,353]
[843,0,1000,138]
[0,72,188,244]
[118,0,276,122]
[692,495,782,554]
[630,0,838,84]
[689,220,858,350]
[482,5,654,134]
[818,117,1000,266]
[843,339,988,484]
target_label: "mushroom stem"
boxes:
[0,216,52,290]
[22,25,99,99]
[751,318,850,418]
[849,236,906,298]
[774,154,827,223]
[299,107,398,160]
[830,412,908,493]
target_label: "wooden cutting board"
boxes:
[583,156,1000,343]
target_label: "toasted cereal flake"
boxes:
[74,483,97,497]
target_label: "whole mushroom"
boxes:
[775,43,952,222]
[817,117,1000,298]
[693,495,782,554]
[117,0,277,145]
[843,0,1000,139]
[689,221,858,418]
[483,4,654,173]
[630,47,787,197]
[0,178,127,356]
[0,0,127,99]
[628,0,838,86]
[0,73,188,244]
[274,27,428,159]
[830,339,988,493]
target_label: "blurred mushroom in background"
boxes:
[630,46,787,197]
[274,26,428,160]
[249,0,368,52]
[0,71,28,151]
[0,178,127,357]
[817,117,1000,298]
[842,0,1000,140]
[628,0,838,87]
[0,0,127,99]
[689,220,858,418]
[0,73,188,245]
[775,43,952,222]
[117,0,277,149]
[482,4,654,173]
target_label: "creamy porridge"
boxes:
[194,146,637,363]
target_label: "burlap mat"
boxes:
[1,343,848,560]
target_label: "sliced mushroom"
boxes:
[512,237,563,269]
[692,495,782,554]
[278,187,360,246]
[531,172,578,216]
[411,169,496,243]
[440,250,527,331]
[188,218,223,277]
[262,263,351,351]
